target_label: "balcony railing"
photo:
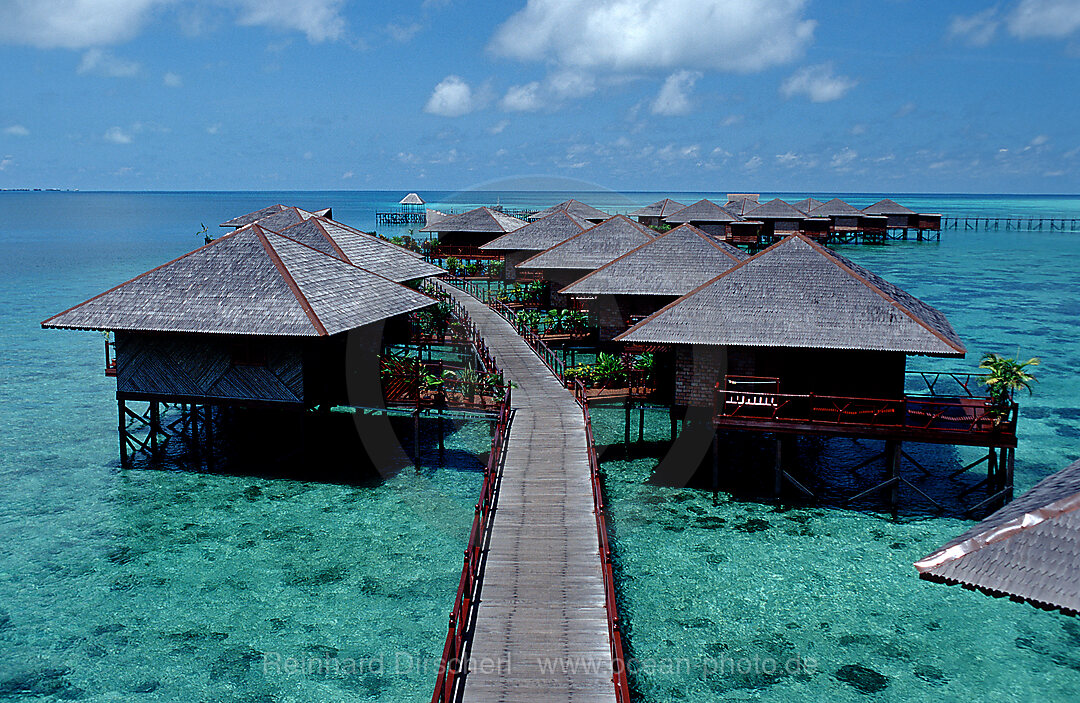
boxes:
[715,375,1017,437]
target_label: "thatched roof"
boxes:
[616,234,966,356]
[479,210,589,252]
[278,218,444,282]
[862,198,916,216]
[724,195,760,216]
[400,192,425,205]
[630,199,686,218]
[41,224,434,337]
[420,206,527,233]
[746,198,807,220]
[517,215,656,272]
[916,458,1080,614]
[532,199,609,222]
[665,199,741,224]
[560,224,748,296]
[809,198,864,217]
[219,204,323,229]
[791,198,824,214]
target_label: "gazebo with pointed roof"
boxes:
[724,194,760,216]
[420,206,528,259]
[42,220,436,411]
[745,198,809,238]
[560,224,749,339]
[630,198,686,227]
[664,199,742,240]
[862,198,922,229]
[478,210,590,281]
[617,234,967,408]
[791,197,824,214]
[532,199,609,224]
[809,197,865,231]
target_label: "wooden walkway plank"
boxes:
[438,282,616,703]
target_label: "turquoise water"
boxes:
[1,191,1079,701]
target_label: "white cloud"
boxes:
[720,114,743,127]
[780,63,856,102]
[0,0,346,49]
[1030,134,1050,146]
[425,76,478,117]
[3,125,29,136]
[342,170,354,179]
[77,49,141,77]
[830,147,857,168]
[488,119,510,135]
[850,123,867,135]
[386,21,423,42]
[650,70,701,116]
[163,72,183,87]
[502,82,543,112]
[547,69,596,99]
[0,156,13,171]
[894,101,917,118]
[744,155,762,170]
[104,126,133,144]
[206,123,222,134]
[490,0,815,74]
[948,8,1000,46]
[233,0,346,42]
[1008,0,1080,39]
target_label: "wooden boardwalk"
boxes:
[439,282,615,703]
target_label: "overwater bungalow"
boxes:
[663,199,742,239]
[863,198,942,233]
[745,198,809,240]
[615,234,1015,500]
[419,206,528,260]
[531,199,609,224]
[478,210,590,281]
[724,194,760,216]
[560,224,748,340]
[41,219,438,464]
[399,192,425,213]
[516,215,656,306]
[916,456,1080,614]
[630,198,685,227]
[791,197,824,214]
[809,197,866,233]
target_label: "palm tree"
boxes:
[979,352,1039,416]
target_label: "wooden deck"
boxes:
[438,281,616,703]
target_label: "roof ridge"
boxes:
[252,225,328,336]
[41,228,245,328]
[280,217,351,263]
[800,236,965,353]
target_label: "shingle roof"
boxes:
[746,198,808,219]
[219,204,322,229]
[862,198,917,216]
[419,206,528,233]
[791,198,824,214]
[278,218,444,282]
[41,225,434,337]
[809,198,864,217]
[400,192,425,205]
[630,199,686,218]
[724,195,760,216]
[532,199,609,222]
[517,215,656,271]
[560,224,749,296]
[665,199,741,224]
[220,204,286,228]
[479,210,590,251]
[616,234,966,356]
[915,458,1080,614]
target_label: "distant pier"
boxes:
[941,216,1080,232]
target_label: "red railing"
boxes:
[430,385,512,703]
[577,378,633,703]
[715,375,1017,436]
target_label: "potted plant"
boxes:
[979,352,1039,425]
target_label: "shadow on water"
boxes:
[629,428,1004,521]
[123,406,487,486]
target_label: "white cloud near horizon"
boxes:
[780,63,856,102]
[4,125,30,136]
[490,0,815,74]
[163,71,183,87]
[1008,0,1080,38]
[425,76,480,117]
[651,70,702,116]
[77,49,141,77]
[0,0,346,49]
[501,82,543,112]
[104,127,133,144]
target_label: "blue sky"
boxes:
[1,0,1078,192]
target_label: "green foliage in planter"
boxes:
[979,352,1039,416]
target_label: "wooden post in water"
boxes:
[885,440,901,509]
[118,399,129,467]
[711,432,720,501]
[624,400,631,457]
[773,438,783,497]
[669,406,678,442]
[638,405,645,443]
[987,447,998,488]
[149,401,160,457]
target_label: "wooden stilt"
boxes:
[118,399,129,467]
[623,400,631,457]
[669,406,678,442]
[711,432,719,502]
[413,410,421,465]
[438,409,445,463]
[1006,448,1015,501]
[774,438,782,497]
[885,439,901,509]
[987,447,998,488]
[638,405,645,443]
[149,401,160,457]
